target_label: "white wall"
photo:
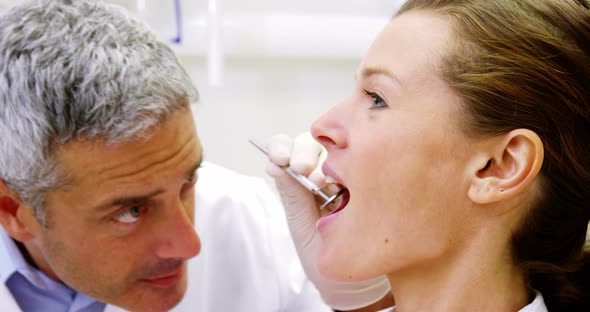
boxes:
[184,56,359,179]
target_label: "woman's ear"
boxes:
[0,180,37,242]
[467,129,544,205]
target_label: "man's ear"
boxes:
[467,129,544,205]
[0,180,37,242]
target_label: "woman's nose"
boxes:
[311,102,349,151]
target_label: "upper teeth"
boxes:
[325,175,337,184]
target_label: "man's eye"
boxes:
[113,206,145,224]
[182,173,199,192]
[363,90,388,109]
[187,173,198,185]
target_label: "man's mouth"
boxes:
[142,269,182,288]
[140,261,184,288]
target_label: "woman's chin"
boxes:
[317,247,371,282]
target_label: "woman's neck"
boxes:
[388,225,531,312]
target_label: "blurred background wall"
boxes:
[0,0,404,180]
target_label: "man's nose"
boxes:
[155,201,201,260]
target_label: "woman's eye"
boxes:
[363,90,388,109]
[113,206,145,224]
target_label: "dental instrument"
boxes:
[249,139,345,210]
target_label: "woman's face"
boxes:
[311,12,481,281]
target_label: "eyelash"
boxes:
[363,90,388,109]
[111,175,198,225]
[182,174,198,192]
[113,205,147,224]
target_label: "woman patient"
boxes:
[267,0,590,311]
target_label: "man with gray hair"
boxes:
[0,0,392,311]
[0,0,203,310]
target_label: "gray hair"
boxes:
[0,0,198,225]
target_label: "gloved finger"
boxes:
[266,162,320,231]
[268,133,293,167]
[290,132,323,176]
[266,161,315,201]
[266,161,290,179]
[308,147,327,188]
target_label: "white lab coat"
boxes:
[173,162,330,311]
[0,162,331,312]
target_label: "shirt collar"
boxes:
[0,227,62,290]
[0,227,27,284]
[0,227,104,310]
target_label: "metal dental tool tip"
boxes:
[249,139,345,210]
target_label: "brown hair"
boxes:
[397,0,590,310]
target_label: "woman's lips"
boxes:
[318,163,350,231]
[321,163,342,184]
[330,187,350,214]
[316,188,350,232]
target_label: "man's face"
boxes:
[23,107,202,311]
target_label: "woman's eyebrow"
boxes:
[357,66,404,87]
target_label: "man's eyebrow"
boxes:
[95,149,204,213]
[185,149,204,180]
[95,189,165,212]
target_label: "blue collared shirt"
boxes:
[0,228,106,312]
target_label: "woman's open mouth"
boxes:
[316,181,350,231]
[327,186,350,215]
